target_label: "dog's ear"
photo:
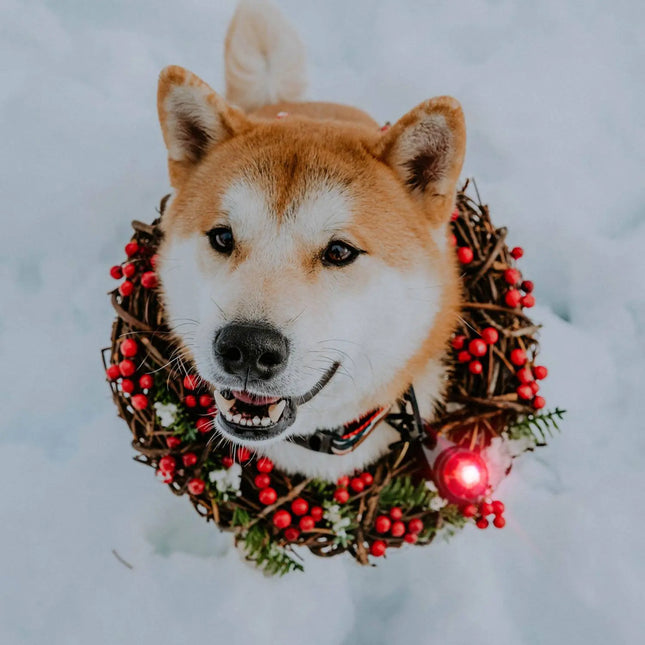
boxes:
[377,96,466,222]
[157,65,250,187]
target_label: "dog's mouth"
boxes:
[213,362,340,442]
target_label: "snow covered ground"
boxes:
[1,0,644,643]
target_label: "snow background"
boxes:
[1,0,644,643]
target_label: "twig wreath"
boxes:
[103,180,564,575]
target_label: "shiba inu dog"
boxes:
[156,0,465,480]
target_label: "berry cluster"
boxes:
[369,507,426,557]
[462,499,506,529]
[333,472,374,504]
[182,374,219,433]
[109,240,159,297]
[452,327,499,376]
[105,338,155,411]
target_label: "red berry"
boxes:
[109,265,123,280]
[457,246,474,264]
[284,527,300,541]
[195,418,211,434]
[150,254,159,269]
[521,280,534,293]
[166,436,181,449]
[310,506,324,522]
[299,515,315,531]
[139,374,153,389]
[530,380,540,394]
[391,521,406,537]
[182,453,198,467]
[370,540,387,557]
[504,268,521,285]
[120,378,135,394]
[236,447,251,462]
[521,294,535,308]
[533,365,548,380]
[258,487,277,505]
[480,502,494,516]
[118,359,136,377]
[199,394,213,408]
[256,457,274,473]
[221,456,234,469]
[510,246,524,259]
[254,473,271,489]
[517,384,533,400]
[187,478,205,495]
[157,469,173,484]
[457,350,472,363]
[468,339,487,357]
[118,281,134,297]
[492,500,505,515]
[532,396,546,410]
[403,533,418,544]
[120,338,138,358]
[516,367,533,384]
[141,271,158,289]
[125,241,139,257]
[510,348,527,366]
[493,515,506,529]
[337,475,349,488]
[183,374,199,390]
[123,263,136,278]
[481,327,499,345]
[504,289,521,308]
[468,360,483,375]
[408,518,424,534]
[360,472,374,486]
[291,498,309,516]
[462,503,478,518]
[273,510,291,529]
[476,518,489,529]
[184,395,197,408]
[451,335,466,350]
[350,477,365,493]
[106,365,121,380]
[131,394,148,410]
[451,208,459,221]
[333,488,349,504]
[159,455,176,473]
[375,515,392,534]
[389,507,403,520]
[450,233,457,247]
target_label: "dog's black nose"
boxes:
[213,323,289,381]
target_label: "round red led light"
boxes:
[432,446,489,503]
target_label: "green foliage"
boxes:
[239,524,303,576]
[506,408,566,447]
[231,507,251,528]
[379,475,434,510]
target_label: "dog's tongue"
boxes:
[232,390,282,406]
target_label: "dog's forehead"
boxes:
[222,178,352,241]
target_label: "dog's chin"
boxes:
[209,362,340,446]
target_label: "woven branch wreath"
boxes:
[103,181,563,575]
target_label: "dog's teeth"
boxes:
[252,416,261,426]
[232,414,241,424]
[225,412,234,421]
[261,417,271,427]
[268,400,287,423]
[214,390,235,412]
[240,418,248,426]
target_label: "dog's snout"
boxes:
[214,323,289,381]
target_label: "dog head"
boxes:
[156,66,465,447]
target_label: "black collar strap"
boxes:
[291,386,425,455]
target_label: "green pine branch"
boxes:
[239,524,303,576]
[506,408,566,446]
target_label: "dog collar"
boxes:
[291,386,425,455]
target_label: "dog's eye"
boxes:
[322,241,360,267]
[207,227,234,255]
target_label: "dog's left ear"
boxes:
[157,65,251,188]
[377,96,466,223]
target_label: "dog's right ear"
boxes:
[157,65,250,187]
